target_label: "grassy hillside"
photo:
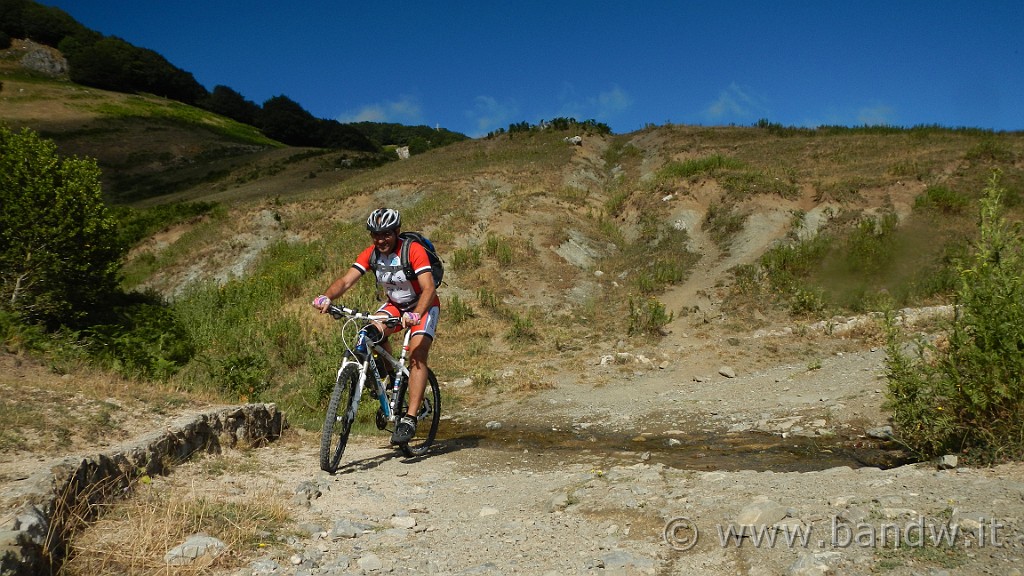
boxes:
[1,40,389,205]
[4,39,1024,433]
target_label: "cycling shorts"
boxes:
[377,301,440,341]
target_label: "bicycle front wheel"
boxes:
[320,363,361,473]
[395,368,441,457]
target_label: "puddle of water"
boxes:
[440,420,911,472]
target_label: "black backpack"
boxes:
[371,231,444,288]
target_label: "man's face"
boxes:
[371,230,397,253]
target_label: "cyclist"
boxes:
[312,207,440,444]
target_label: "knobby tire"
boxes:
[395,368,441,457]
[320,363,360,473]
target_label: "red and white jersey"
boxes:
[352,239,434,307]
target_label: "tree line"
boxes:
[0,0,467,152]
[486,117,612,139]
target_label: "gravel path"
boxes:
[148,319,1024,576]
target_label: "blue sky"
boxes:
[41,1,1024,137]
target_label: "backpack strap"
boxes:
[399,235,417,282]
[369,248,380,276]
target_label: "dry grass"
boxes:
[61,451,290,575]
[0,354,208,455]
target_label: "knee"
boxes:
[409,353,429,369]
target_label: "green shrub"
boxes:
[484,234,514,265]
[844,212,899,275]
[450,245,482,271]
[111,201,218,248]
[83,298,194,381]
[214,351,270,402]
[913,185,969,215]
[964,140,1014,164]
[604,187,631,217]
[477,287,501,310]
[703,202,747,248]
[888,159,925,180]
[759,232,832,293]
[445,294,475,324]
[789,287,827,316]
[628,297,673,335]
[504,313,538,344]
[719,169,799,200]
[885,174,1024,463]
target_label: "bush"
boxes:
[914,185,969,215]
[83,297,195,381]
[214,351,270,402]
[0,125,125,327]
[628,297,673,336]
[885,174,1024,463]
[445,294,474,324]
[504,313,537,344]
[703,202,747,248]
[844,212,899,275]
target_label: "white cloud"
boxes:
[554,84,632,122]
[596,86,632,116]
[802,103,897,128]
[703,83,768,123]
[465,95,519,136]
[857,104,896,126]
[337,95,423,124]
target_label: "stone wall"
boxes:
[0,403,286,576]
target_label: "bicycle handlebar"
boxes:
[327,304,402,328]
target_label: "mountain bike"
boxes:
[319,304,441,473]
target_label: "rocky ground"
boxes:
[70,307,1022,576]
[4,179,1023,574]
[5,290,1024,576]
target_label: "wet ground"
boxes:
[437,420,914,473]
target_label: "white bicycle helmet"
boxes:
[366,208,401,233]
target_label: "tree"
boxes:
[64,35,207,104]
[202,85,261,126]
[0,125,125,327]
[258,95,320,146]
[20,1,85,46]
[0,0,31,39]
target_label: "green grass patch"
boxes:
[92,97,279,146]
[658,154,744,179]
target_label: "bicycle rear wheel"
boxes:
[395,368,441,457]
[320,363,360,473]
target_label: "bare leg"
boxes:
[405,334,432,417]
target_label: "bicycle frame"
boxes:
[330,304,412,426]
[344,317,411,422]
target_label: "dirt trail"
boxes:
[145,332,1024,576]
